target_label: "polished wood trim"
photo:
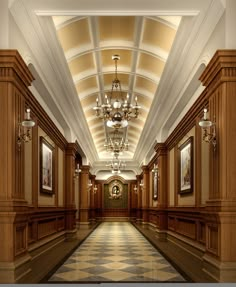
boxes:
[0,50,34,87]
[195,117,202,207]
[199,50,236,89]
[32,118,39,208]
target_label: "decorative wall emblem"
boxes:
[109,180,123,199]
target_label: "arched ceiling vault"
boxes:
[52,15,181,164]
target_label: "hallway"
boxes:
[47,222,186,283]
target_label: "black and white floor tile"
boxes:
[48,222,186,283]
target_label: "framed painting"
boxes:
[153,171,158,200]
[178,136,193,194]
[40,136,55,194]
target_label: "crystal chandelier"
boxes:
[93,54,141,129]
[106,158,126,174]
[104,129,129,157]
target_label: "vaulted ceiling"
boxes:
[52,15,181,161]
[9,0,224,178]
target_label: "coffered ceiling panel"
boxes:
[99,16,135,42]
[56,18,91,51]
[142,18,178,51]
[137,53,165,78]
[68,53,95,76]
[101,50,132,69]
[52,15,181,162]
[75,76,98,96]
[134,76,157,97]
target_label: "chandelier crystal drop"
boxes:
[93,54,141,129]
[104,129,129,157]
[106,158,126,174]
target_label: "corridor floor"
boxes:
[48,222,186,283]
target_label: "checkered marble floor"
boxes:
[48,222,186,283]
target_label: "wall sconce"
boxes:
[139,180,144,191]
[74,164,81,179]
[17,108,35,148]
[199,108,216,150]
[88,179,93,191]
[152,163,160,180]
[133,185,138,193]
[93,185,98,194]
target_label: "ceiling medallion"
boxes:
[93,54,141,129]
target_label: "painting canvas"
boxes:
[40,137,54,194]
[179,137,193,194]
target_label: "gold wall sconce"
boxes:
[17,108,35,149]
[199,108,216,151]
[74,164,81,179]
[139,180,144,191]
[152,163,159,179]
[93,185,98,194]
[88,179,93,191]
[133,185,138,193]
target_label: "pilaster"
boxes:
[0,50,34,282]
[154,143,168,238]
[79,165,90,227]
[136,175,142,223]
[154,143,168,209]
[141,165,149,224]
[65,143,77,239]
[199,50,236,282]
[90,175,96,222]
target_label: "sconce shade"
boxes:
[199,119,213,128]
[21,119,35,128]
[21,108,35,127]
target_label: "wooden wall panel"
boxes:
[198,221,206,244]
[15,223,27,256]
[175,217,196,240]
[102,209,129,217]
[38,219,57,239]
[206,224,219,256]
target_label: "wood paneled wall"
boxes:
[0,50,80,283]
[134,50,236,282]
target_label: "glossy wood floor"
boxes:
[47,222,187,283]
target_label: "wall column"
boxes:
[200,50,236,282]
[141,165,150,225]
[90,175,96,222]
[65,143,77,240]
[79,165,90,228]
[0,50,34,282]
[135,175,142,223]
[154,143,168,239]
